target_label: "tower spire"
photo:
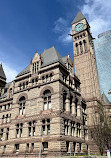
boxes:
[72,9,86,24]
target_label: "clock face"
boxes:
[75,23,84,32]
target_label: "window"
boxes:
[46,75,48,82]
[79,41,83,54]
[42,76,45,83]
[75,43,79,55]
[9,88,12,98]
[35,78,38,85]
[75,101,77,116]
[42,119,50,135]
[15,144,19,153]
[2,115,4,124]
[28,121,36,137]
[70,96,73,114]
[32,62,39,73]
[64,120,68,135]
[63,91,67,111]
[19,96,26,115]
[19,84,22,90]
[0,129,4,141]
[43,142,48,152]
[77,123,81,137]
[43,90,51,110]
[23,83,25,89]
[83,40,87,52]
[3,145,6,153]
[6,128,9,140]
[71,122,75,136]
[26,81,29,88]
[50,73,53,81]
[32,79,35,86]
[31,143,34,152]
[66,141,69,152]
[26,143,29,153]
[16,123,23,138]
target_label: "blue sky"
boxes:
[0,0,111,100]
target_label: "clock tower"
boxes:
[71,10,101,126]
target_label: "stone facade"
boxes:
[0,47,88,157]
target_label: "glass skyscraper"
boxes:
[94,30,111,102]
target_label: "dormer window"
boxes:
[32,62,39,73]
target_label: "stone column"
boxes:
[36,120,42,136]
[19,144,26,153]
[70,142,74,154]
[81,143,87,153]
[3,128,6,141]
[66,95,70,113]
[68,121,71,136]
[77,98,82,118]
[72,101,76,115]
[75,142,80,153]
[74,124,77,137]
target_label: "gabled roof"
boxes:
[16,46,67,78]
[0,64,6,80]
[41,46,66,68]
[72,10,86,24]
[17,65,30,77]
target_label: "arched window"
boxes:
[83,40,87,52]
[43,90,51,110]
[79,41,83,54]
[75,43,79,55]
[63,91,67,111]
[2,115,4,124]
[23,83,25,89]
[50,73,53,81]
[26,81,29,88]
[19,84,22,90]
[19,96,26,115]
[9,88,12,98]
[32,79,34,86]
[6,114,8,123]
[70,95,73,114]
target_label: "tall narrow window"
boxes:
[83,40,87,52]
[6,128,9,140]
[9,88,12,98]
[19,96,26,115]
[63,91,67,112]
[42,119,50,135]
[43,90,51,110]
[32,62,39,73]
[28,121,36,137]
[16,123,23,138]
[15,144,19,153]
[2,115,4,124]
[79,41,83,54]
[70,96,73,114]
[0,128,4,141]
[43,142,48,152]
[75,43,79,55]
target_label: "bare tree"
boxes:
[90,104,111,155]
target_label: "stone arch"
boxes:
[16,93,28,103]
[40,86,54,97]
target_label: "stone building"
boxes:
[71,10,101,126]
[0,46,88,157]
[71,10,111,153]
